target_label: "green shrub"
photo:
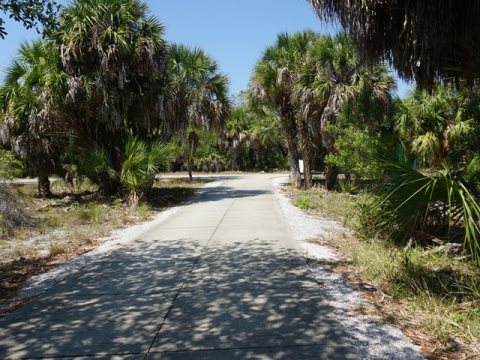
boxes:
[63,136,172,207]
[292,196,319,210]
[0,150,25,179]
[325,126,384,179]
[120,137,172,207]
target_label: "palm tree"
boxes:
[0,40,64,197]
[395,85,474,168]
[307,1,480,88]
[54,0,169,194]
[223,107,252,170]
[306,33,394,190]
[295,50,327,189]
[250,31,317,188]
[166,44,230,180]
[222,106,285,171]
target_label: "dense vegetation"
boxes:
[0,0,479,263]
[0,0,231,204]
[0,0,479,354]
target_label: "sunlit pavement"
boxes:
[0,174,360,359]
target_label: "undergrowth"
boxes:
[287,184,480,355]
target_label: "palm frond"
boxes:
[371,162,480,262]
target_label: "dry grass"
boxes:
[0,177,204,307]
[284,184,361,227]
[0,184,30,237]
[288,185,480,359]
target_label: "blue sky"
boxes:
[0,0,412,97]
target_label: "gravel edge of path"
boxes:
[1,179,226,313]
[272,176,424,360]
[0,205,180,313]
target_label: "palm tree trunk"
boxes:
[303,152,313,189]
[286,135,301,188]
[37,173,51,198]
[321,89,343,191]
[325,164,338,191]
[283,112,301,188]
[187,161,193,181]
[187,138,196,181]
[299,117,313,189]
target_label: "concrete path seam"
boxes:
[143,184,244,359]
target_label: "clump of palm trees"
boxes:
[249,31,393,189]
[0,0,230,206]
[367,84,480,262]
[249,30,480,261]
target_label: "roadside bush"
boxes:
[0,184,30,237]
[63,136,172,207]
[0,150,25,179]
[325,126,384,180]
[120,138,172,207]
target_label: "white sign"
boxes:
[298,159,304,174]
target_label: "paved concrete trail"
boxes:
[1,175,370,358]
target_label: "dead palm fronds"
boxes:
[307,0,480,88]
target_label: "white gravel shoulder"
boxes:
[1,203,180,312]
[272,176,424,360]
[2,179,227,312]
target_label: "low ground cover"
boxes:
[286,183,480,359]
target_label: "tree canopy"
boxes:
[307,0,480,88]
[0,0,60,39]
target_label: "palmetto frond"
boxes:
[411,132,441,163]
[166,44,230,133]
[394,84,475,167]
[372,162,480,261]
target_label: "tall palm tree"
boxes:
[306,33,394,190]
[166,44,230,180]
[0,40,64,197]
[54,0,169,194]
[250,31,317,188]
[223,107,252,170]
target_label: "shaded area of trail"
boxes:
[0,175,419,359]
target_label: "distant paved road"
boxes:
[0,174,362,359]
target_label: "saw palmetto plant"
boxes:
[369,162,480,262]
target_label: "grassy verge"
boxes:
[0,177,204,308]
[286,184,480,359]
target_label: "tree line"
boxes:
[1,0,480,261]
[247,30,480,262]
[0,0,230,206]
